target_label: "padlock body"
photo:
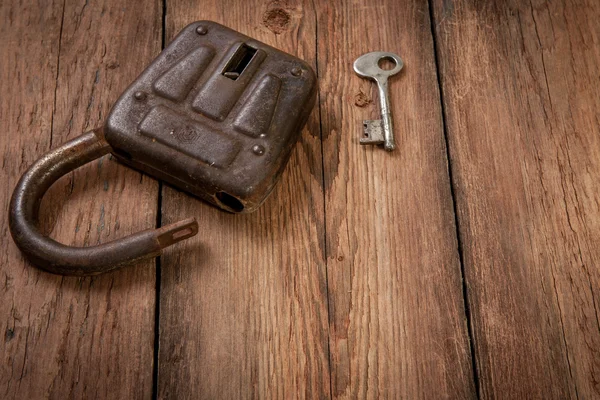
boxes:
[105,21,317,212]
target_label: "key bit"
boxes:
[354,51,403,151]
[361,120,385,145]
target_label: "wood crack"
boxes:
[529,0,554,115]
[49,0,67,149]
[427,0,481,398]
[309,0,333,398]
[554,146,581,400]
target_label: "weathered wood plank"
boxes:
[431,0,600,398]
[317,0,476,398]
[1,0,162,398]
[158,1,330,399]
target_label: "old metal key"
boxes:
[354,52,403,151]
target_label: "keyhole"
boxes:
[378,56,397,71]
[216,191,245,212]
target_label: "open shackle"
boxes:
[8,128,199,276]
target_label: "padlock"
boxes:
[9,21,317,276]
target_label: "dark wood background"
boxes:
[1,0,599,398]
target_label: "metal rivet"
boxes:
[134,91,147,101]
[252,145,265,155]
[196,25,208,35]
[291,67,302,76]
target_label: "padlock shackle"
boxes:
[9,128,198,276]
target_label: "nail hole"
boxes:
[216,192,244,212]
[378,56,397,71]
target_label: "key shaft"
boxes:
[376,78,395,151]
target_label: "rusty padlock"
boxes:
[9,21,317,276]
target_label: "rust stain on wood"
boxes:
[354,89,372,108]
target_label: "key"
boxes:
[353,51,403,151]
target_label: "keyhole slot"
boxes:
[216,191,245,212]
[222,43,257,80]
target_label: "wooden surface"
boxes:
[431,1,600,398]
[1,0,161,398]
[0,0,598,399]
[318,1,474,398]
[158,1,330,399]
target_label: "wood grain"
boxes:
[157,1,330,399]
[431,0,600,398]
[316,0,476,398]
[0,0,162,398]
[4,0,599,398]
